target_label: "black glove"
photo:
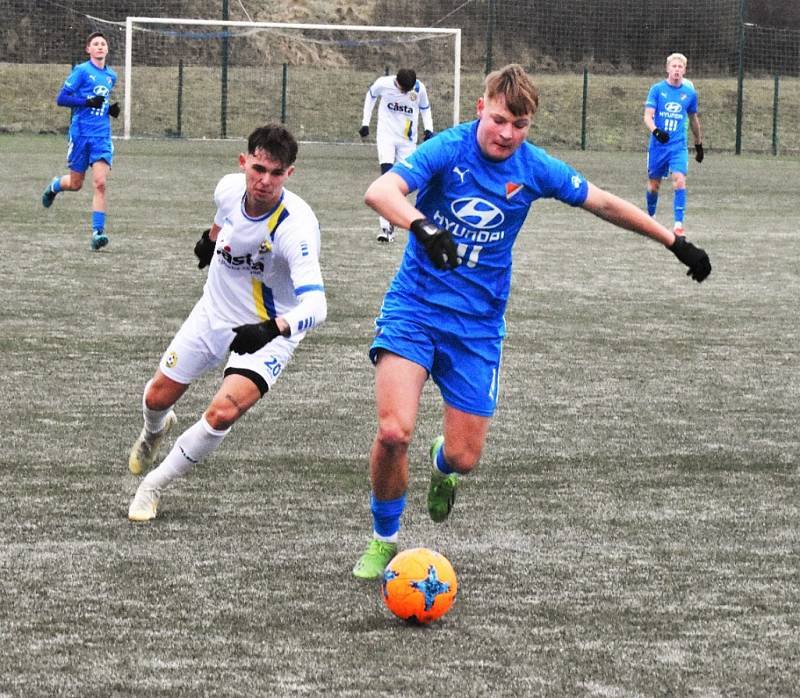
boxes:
[85,95,104,108]
[652,128,669,144]
[424,130,434,141]
[670,235,711,283]
[410,218,458,271]
[230,318,282,354]
[194,228,215,269]
[108,102,120,119]
[694,142,704,163]
[358,125,369,138]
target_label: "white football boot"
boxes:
[128,482,160,522]
[128,410,177,475]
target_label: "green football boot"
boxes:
[427,435,458,523]
[352,539,397,580]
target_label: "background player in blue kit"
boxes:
[41,31,120,250]
[352,63,712,579]
[644,52,704,236]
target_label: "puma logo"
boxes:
[452,166,469,184]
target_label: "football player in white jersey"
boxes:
[127,124,327,522]
[359,68,434,242]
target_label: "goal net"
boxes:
[123,17,461,141]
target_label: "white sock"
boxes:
[142,380,172,434]
[142,416,230,490]
[379,215,392,231]
[373,532,398,543]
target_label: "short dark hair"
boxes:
[395,68,417,93]
[86,31,107,45]
[247,124,298,167]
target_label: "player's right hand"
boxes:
[669,236,711,282]
[230,319,281,354]
[85,95,104,108]
[410,218,459,271]
[652,128,670,144]
[358,125,369,138]
[194,228,215,269]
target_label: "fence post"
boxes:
[581,66,588,150]
[485,0,496,75]
[772,74,779,156]
[177,59,183,137]
[220,0,229,138]
[735,0,746,154]
[281,63,288,124]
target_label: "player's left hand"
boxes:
[694,142,704,163]
[194,228,215,268]
[108,102,120,119]
[424,130,434,141]
[230,319,282,354]
[358,125,369,138]
[670,236,711,282]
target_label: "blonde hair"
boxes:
[484,64,539,117]
[666,53,688,67]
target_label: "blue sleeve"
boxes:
[539,151,589,207]
[644,84,658,109]
[687,88,698,115]
[56,65,85,107]
[56,85,85,108]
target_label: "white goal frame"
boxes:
[123,16,461,140]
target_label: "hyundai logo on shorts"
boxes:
[450,197,505,229]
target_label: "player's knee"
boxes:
[204,403,239,431]
[375,421,412,456]
[94,176,107,194]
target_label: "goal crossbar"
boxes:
[123,16,461,139]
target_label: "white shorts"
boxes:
[159,298,299,392]
[376,135,416,166]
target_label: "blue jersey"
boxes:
[387,120,588,335]
[645,79,697,151]
[59,60,118,138]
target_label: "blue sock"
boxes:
[646,190,658,216]
[435,445,454,475]
[370,493,406,538]
[673,188,686,224]
[51,177,62,193]
[92,211,106,232]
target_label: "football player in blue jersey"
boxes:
[644,53,704,237]
[352,63,712,580]
[41,31,120,250]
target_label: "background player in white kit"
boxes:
[359,68,433,242]
[127,124,327,522]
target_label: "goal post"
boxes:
[123,17,461,141]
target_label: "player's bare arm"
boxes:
[364,172,418,228]
[582,183,675,246]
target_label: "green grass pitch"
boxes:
[1,133,798,695]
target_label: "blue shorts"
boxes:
[67,135,114,173]
[647,145,688,179]
[369,310,503,417]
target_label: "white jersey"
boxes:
[362,75,433,144]
[203,173,326,340]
